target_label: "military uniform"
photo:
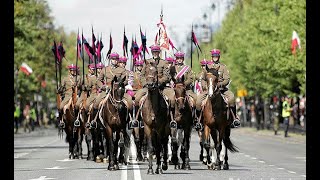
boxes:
[58,74,82,111]
[122,69,134,110]
[134,57,172,106]
[195,68,208,110]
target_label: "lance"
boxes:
[76,28,79,86]
[81,29,85,85]
[191,24,193,69]
[52,40,59,90]
[92,26,97,77]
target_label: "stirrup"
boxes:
[231,119,241,128]
[139,121,144,128]
[170,120,177,129]
[59,121,65,129]
[129,120,139,129]
[85,122,91,129]
[194,122,203,131]
[90,120,97,129]
[74,119,80,127]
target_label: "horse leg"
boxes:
[203,125,213,169]
[113,131,120,170]
[155,135,163,174]
[118,132,125,165]
[170,129,179,169]
[85,129,94,161]
[198,131,204,161]
[212,129,222,170]
[73,128,79,159]
[101,130,108,163]
[134,128,143,162]
[161,135,169,171]
[145,126,154,174]
[106,126,116,170]
[183,128,192,170]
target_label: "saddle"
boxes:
[63,98,73,115]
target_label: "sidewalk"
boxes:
[14,124,57,137]
[232,127,306,144]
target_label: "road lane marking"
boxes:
[244,155,250,157]
[251,157,257,160]
[287,171,296,174]
[268,165,275,167]
[29,176,56,180]
[56,158,75,162]
[121,164,128,180]
[258,160,265,163]
[45,166,65,170]
[14,153,29,159]
[15,139,60,159]
[277,167,285,170]
[130,135,142,180]
[301,175,306,177]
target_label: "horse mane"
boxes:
[206,66,219,77]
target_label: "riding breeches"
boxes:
[123,93,133,110]
[93,92,107,109]
[221,89,235,107]
[162,88,175,108]
[134,88,148,105]
[59,95,72,111]
[85,94,97,111]
[196,92,207,111]
[75,91,87,110]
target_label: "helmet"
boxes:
[96,62,104,69]
[134,60,144,66]
[67,64,79,70]
[118,56,128,63]
[200,59,207,65]
[174,51,185,58]
[88,63,96,70]
[210,49,221,57]
[165,57,175,63]
[149,44,161,52]
[109,52,119,59]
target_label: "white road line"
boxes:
[244,155,250,157]
[251,157,257,160]
[277,167,285,170]
[121,164,128,180]
[287,171,296,174]
[56,158,75,162]
[130,135,142,180]
[301,175,306,178]
[14,153,29,159]
[15,139,60,159]
[45,166,65,170]
[29,176,56,180]
[268,165,275,167]
[258,160,265,163]
[294,157,306,159]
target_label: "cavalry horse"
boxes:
[99,76,130,170]
[140,64,170,174]
[59,86,84,159]
[170,77,194,170]
[201,67,239,170]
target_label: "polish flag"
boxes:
[20,62,33,76]
[291,30,301,54]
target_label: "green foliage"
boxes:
[193,0,306,98]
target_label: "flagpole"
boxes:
[76,28,79,86]
[92,26,97,76]
[191,24,193,69]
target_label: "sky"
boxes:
[46,0,228,62]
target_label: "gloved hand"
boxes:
[57,86,64,94]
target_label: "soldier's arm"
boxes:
[158,61,169,84]
[219,65,230,87]
[97,69,105,88]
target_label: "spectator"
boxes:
[282,96,292,137]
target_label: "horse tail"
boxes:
[223,135,239,153]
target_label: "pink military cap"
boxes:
[109,52,119,59]
[210,49,221,56]
[165,57,175,63]
[174,51,185,58]
[200,59,207,65]
[134,60,144,66]
[67,64,79,70]
[96,62,104,69]
[88,63,96,70]
[149,44,161,52]
[118,56,128,63]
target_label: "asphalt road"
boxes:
[14,126,306,180]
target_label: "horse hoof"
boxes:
[214,165,221,170]
[223,163,229,170]
[155,168,163,174]
[147,169,154,175]
[137,154,143,162]
[103,158,108,163]
[114,164,119,170]
[174,164,180,169]
[108,165,115,171]
[162,163,168,171]
[87,156,94,161]
[184,164,191,170]
[96,157,102,163]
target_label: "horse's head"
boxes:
[111,75,126,109]
[205,66,219,97]
[174,82,186,111]
[145,64,158,90]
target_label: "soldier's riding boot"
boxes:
[230,106,241,128]
[91,108,98,129]
[194,109,203,131]
[74,108,80,127]
[129,100,139,129]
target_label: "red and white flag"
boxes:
[20,62,33,76]
[291,30,301,54]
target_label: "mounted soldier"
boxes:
[207,49,240,128]
[134,44,173,115]
[57,64,81,128]
[92,52,127,120]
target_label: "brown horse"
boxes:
[100,75,130,170]
[202,67,238,170]
[141,64,170,174]
[170,81,194,170]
